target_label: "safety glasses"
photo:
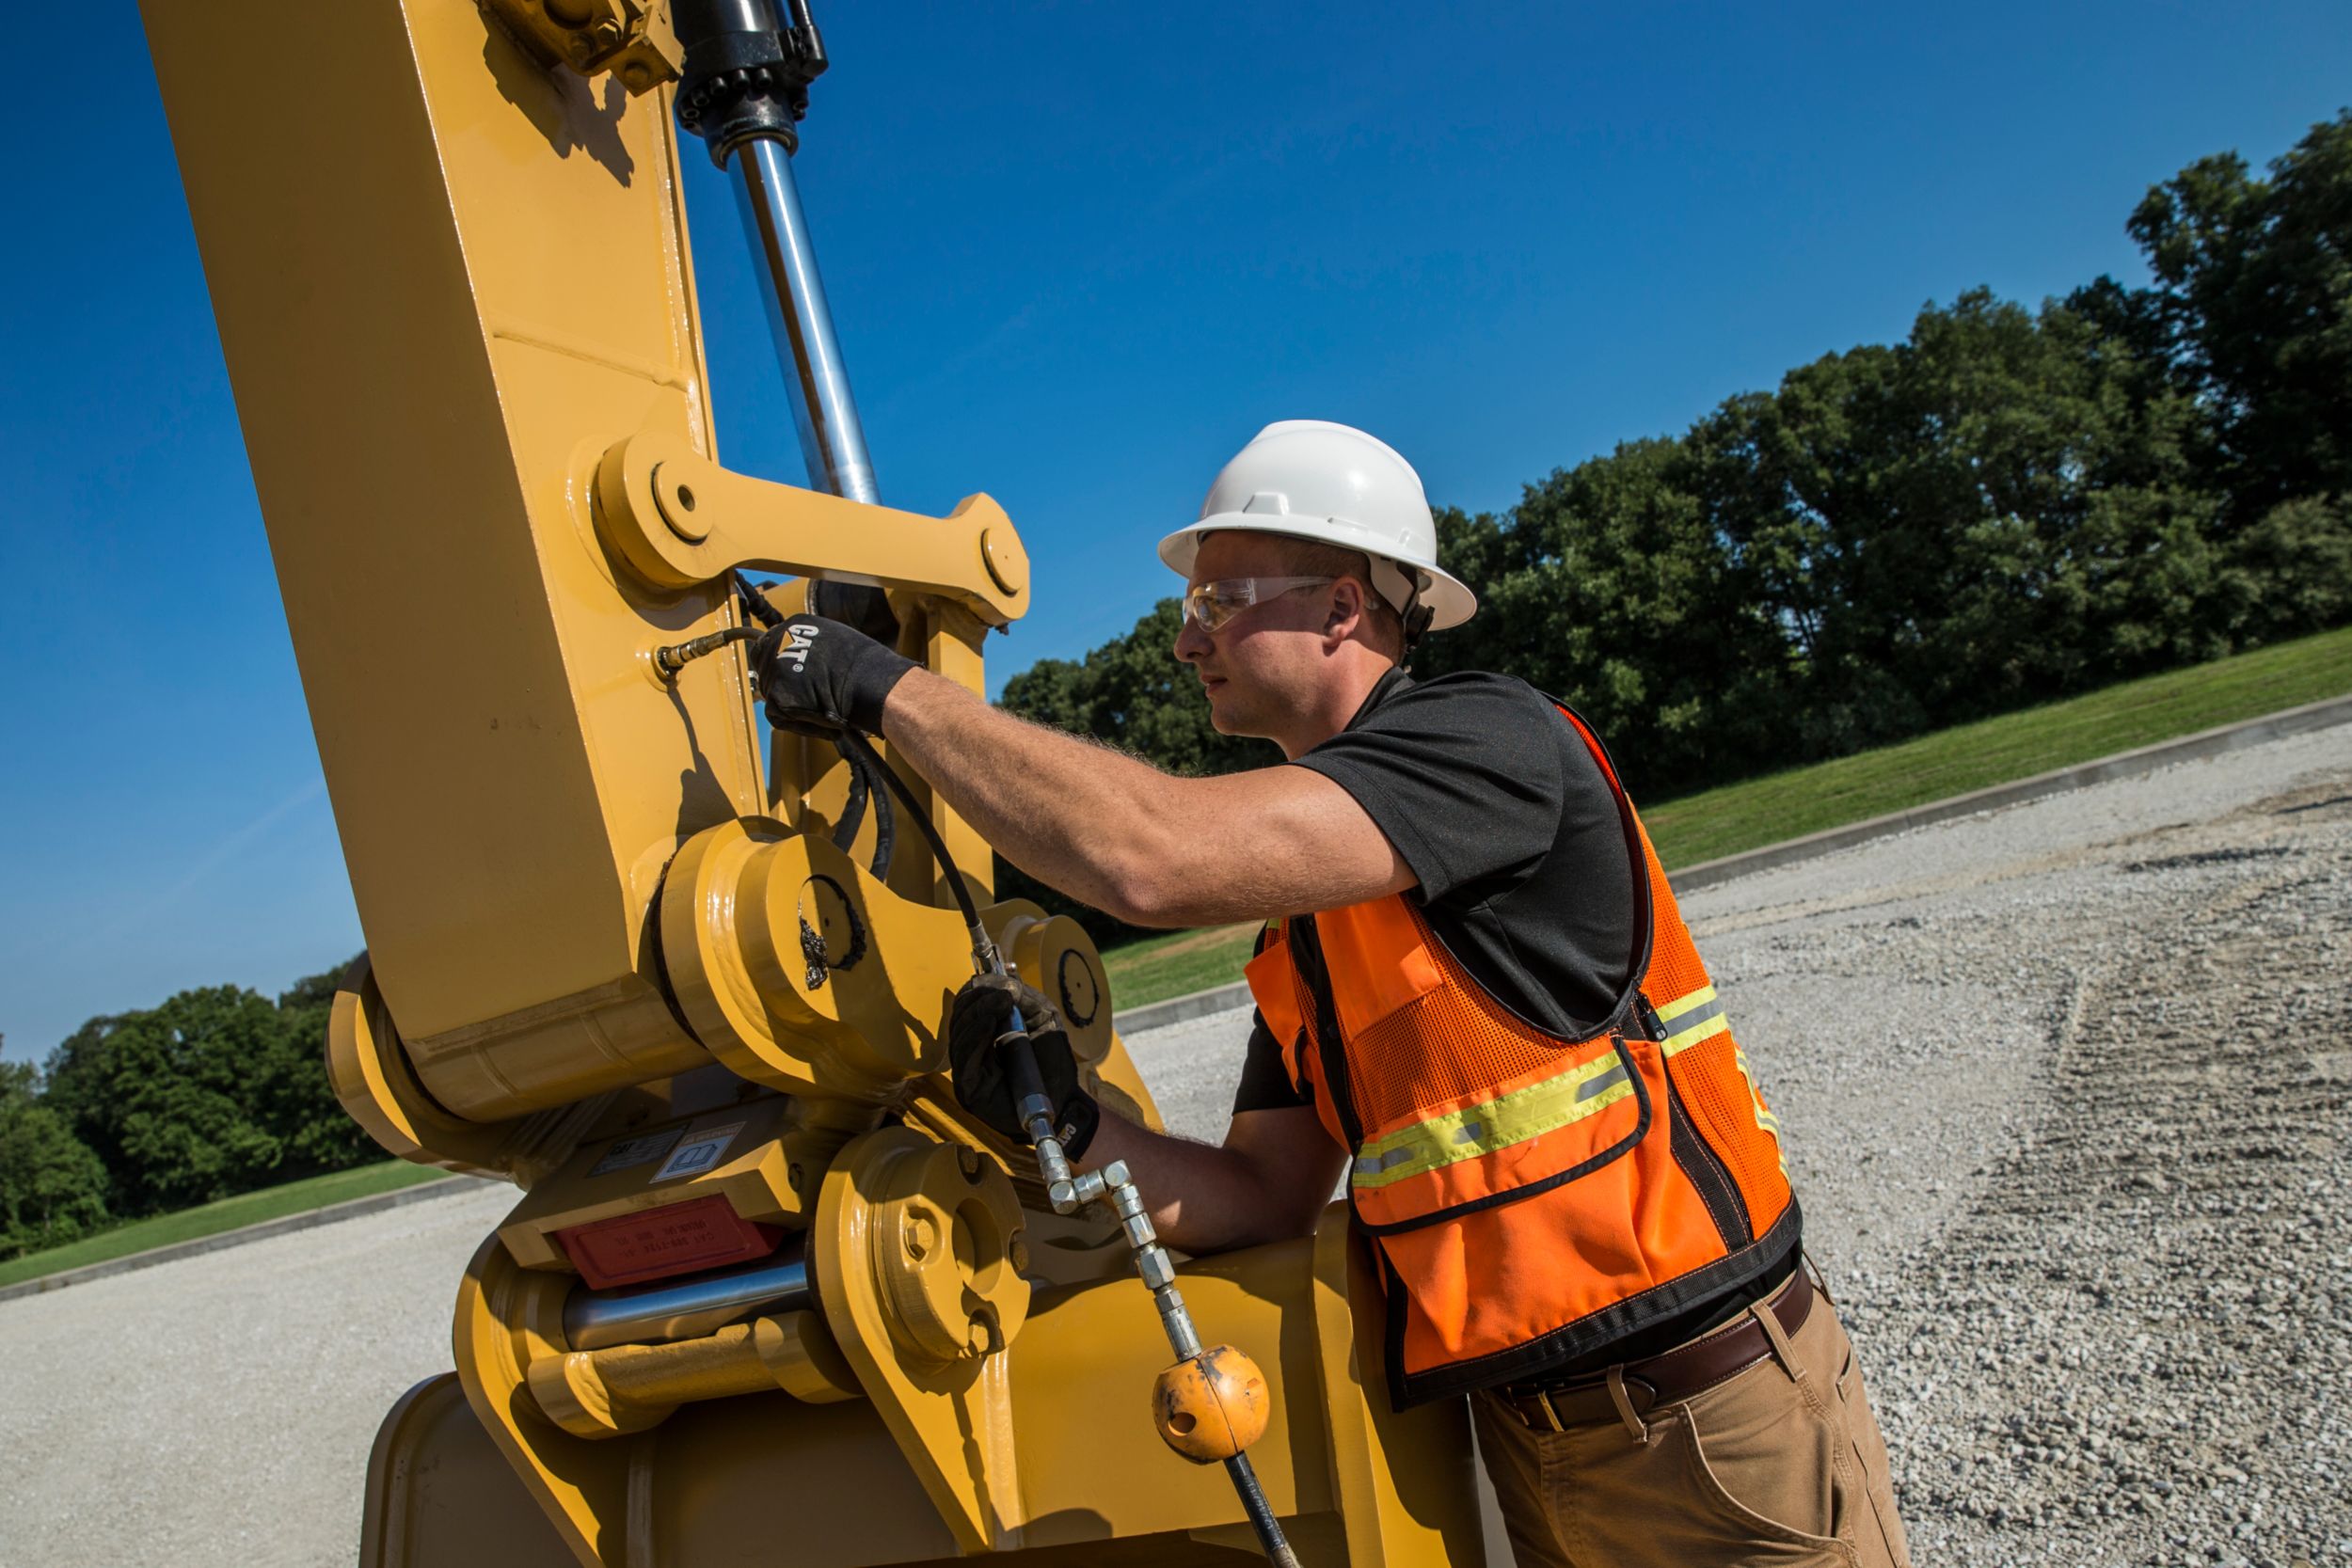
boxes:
[1181,577,1336,635]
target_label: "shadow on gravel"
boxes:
[2122,846,2295,872]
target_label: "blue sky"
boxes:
[4,0,2346,1063]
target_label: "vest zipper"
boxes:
[1645,993,1753,1250]
[1288,914,1365,1151]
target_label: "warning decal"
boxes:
[653,1120,746,1183]
[589,1129,683,1177]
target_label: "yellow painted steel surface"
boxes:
[401,1208,1481,1566]
[145,0,741,1118]
[141,0,1492,1561]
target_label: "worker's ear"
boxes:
[1324,578,1369,644]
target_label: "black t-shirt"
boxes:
[1231,667,1637,1113]
[1229,666,1796,1376]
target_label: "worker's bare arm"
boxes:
[882,671,1412,926]
[1081,1103,1344,1255]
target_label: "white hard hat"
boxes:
[1157,420,1479,633]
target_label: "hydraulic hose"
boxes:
[834,732,1301,1568]
[834,736,895,879]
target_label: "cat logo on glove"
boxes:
[775,622,820,672]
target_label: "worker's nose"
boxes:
[1173,610,1211,664]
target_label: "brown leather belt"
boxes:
[1498,1266,1813,1431]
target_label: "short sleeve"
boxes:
[1290,673,1566,904]
[1231,1011,1311,1113]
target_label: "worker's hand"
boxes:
[752,612,917,736]
[947,973,1100,1159]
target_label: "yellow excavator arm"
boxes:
[138,0,1489,1560]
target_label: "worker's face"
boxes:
[1173,531,1350,742]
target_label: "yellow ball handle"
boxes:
[1151,1344,1272,1465]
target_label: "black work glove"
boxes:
[752,612,917,736]
[947,973,1100,1160]
[805,578,902,643]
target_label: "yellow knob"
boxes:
[1151,1345,1271,1465]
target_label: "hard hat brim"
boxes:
[1158,515,1479,631]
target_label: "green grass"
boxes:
[1104,922,1263,1014]
[1642,624,2352,867]
[1103,626,2352,1012]
[0,1159,452,1290]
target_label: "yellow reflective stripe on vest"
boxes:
[1656,983,1730,1057]
[1350,1051,1637,1190]
[1735,1043,1788,1173]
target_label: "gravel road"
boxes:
[4,723,2345,1568]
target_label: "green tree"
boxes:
[0,1054,112,1260]
[40,963,370,1217]
[2125,109,2352,521]
[2207,493,2352,641]
[262,961,375,1174]
[1419,451,1792,797]
[44,989,291,1213]
[1683,289,2234,754]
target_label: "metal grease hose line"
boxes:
[651,623,758,677]
[653,571,781,675]
[834,731,1301,1568]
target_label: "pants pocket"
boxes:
[1677,1360,1858,1562]
[1834,1338,1914,1568]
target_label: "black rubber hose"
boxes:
[862,744,896,879]
[733,570,785,628]
[837,731,978,929]
[829,740,895,879]
[830,739,870,854]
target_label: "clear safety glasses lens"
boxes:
[1182,577,1335,634]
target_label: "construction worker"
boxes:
[756,420,1912,1568]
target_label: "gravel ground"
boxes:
[0,1180,516,1568]
[4,723,2345,1568]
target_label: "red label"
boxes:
[557,1196,782,1290]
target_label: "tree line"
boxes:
[999,112,2352,941]
[5,114,2345,1255]
[0,963,370,1260]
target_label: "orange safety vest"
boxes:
[1244,700,1797,1406]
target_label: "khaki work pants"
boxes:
[1470,1277,1912,1568]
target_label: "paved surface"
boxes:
[4,724,2346,1568]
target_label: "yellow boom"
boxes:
[138,0,1490,1560]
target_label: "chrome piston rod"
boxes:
[563,1238,812,1352]
[673,0,875,502]
[730,135,878,503]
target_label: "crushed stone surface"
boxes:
[0,1180,516,1568]
[4,724,2346,1568]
